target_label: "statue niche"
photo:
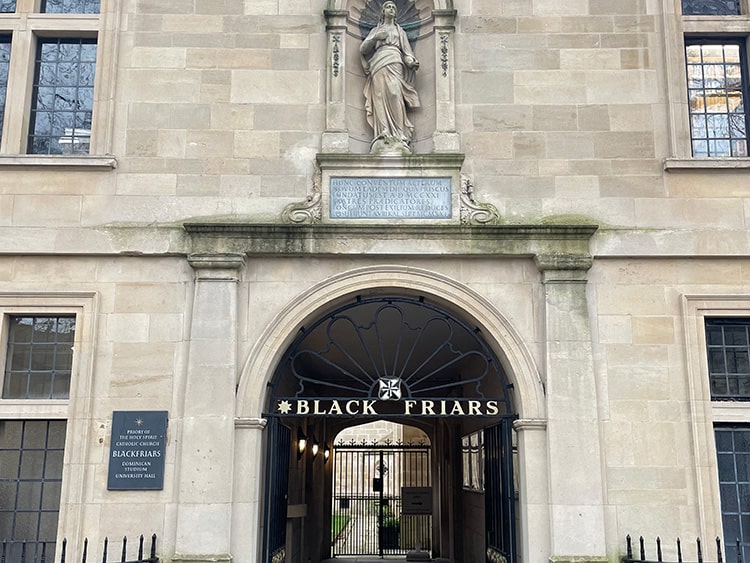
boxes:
[323,0,454,155]
[359,0,421,154]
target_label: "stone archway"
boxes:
[232,266,549,563]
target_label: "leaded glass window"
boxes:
[715,427,750,563]
[706,318,750,399]
[0,37,10,145]
[686,42,749,157]
[682,0,742,15]
[2,316,75,400]
[41,0,100,14]
[28,38,97,155]
[0,420,66,562]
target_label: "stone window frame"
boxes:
[663,0,750,169]
[682,296,750,540]
[0,0,119,168]
[0,293,97,546]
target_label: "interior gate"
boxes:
[331,442,432,557]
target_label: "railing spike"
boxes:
[82,537,88,563]
[121,536,127,563]
[678,537,683,563]
[737,538,742,563]
[61,538,67,563]
[138,535,144,561]
[698,537,704,563]
[41,541,46,563]
[1,539,7,563]
[102,537,108,563]
[20,541,26,563]
[640,536,647,561]
[150,534,157,561]
[658,537,663,562]
[627,535,634,560]
[717,537,723,563]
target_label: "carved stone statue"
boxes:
[360,0,421,154]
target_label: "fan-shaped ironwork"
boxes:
[270,296,513,412]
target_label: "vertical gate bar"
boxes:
[378,450,384,558]
[150,535,157,562]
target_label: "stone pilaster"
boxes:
[514,419,551,563]
[322,10,349,153]
[534,253,607,562]
[173,253,244,563]
[231,418,268,563]
[432,9,460,152]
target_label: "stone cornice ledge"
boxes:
[664,157,750,171]
[317,152,464,170]
[0,155,117,169]
[184,224,598,258]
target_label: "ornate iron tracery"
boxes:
[270,296,514,413]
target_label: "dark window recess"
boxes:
[715,426,750,563]
[706,318,750,400]
[682,0,742,15]
[2,315,75,400]
[41,0,100,14]
[686,41,749,158]
[27,38,97,155]
[0,420,66,563]
[0,37,11,146]
[0,1,14,13]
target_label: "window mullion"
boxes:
[1,26,32,155]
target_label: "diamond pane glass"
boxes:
[28,38,97,155]
[682,0,741,14]
[686,42,749,157]
[41,0,100,13]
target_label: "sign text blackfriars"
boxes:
[275,398,502,417]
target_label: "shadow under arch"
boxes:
[236,265,545,421]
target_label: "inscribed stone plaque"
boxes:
[330,177,452,219]
[107,410,167,490]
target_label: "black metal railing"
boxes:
[625,536,742,563]
[1,534,158,563]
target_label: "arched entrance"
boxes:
[260,294,519,563]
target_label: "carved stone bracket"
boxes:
[460,176,501,225]
[281,172,322,224]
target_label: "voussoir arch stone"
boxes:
[236,265,545,421]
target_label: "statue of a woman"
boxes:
[360,1,421,154]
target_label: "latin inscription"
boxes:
[108,411,168,490]
[330,177,452,219]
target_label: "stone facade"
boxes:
[0,0,748,562]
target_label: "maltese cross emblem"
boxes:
[378,378,402,401]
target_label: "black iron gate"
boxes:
[261,420,291,563]
[332,443,432,557]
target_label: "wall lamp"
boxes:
[297,428,307,460]
[324,444,331,463]
[311,436,320,459]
